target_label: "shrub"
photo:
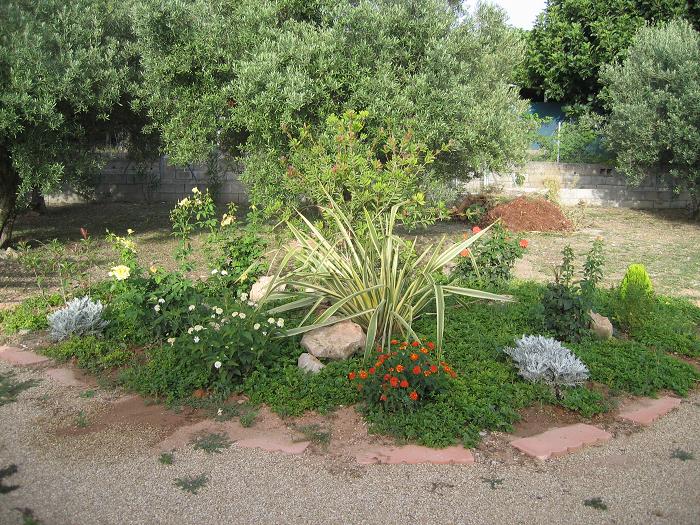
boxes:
[124,299,288,399]
[272,110,448,228]
[542,241,604,342]
[504,335,589,397]
[454,223,528,284]
[47,296,109,342]
[261,199,512,359]
[615,264,654,332]
[348,340,454,412]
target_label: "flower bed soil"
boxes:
[484,196,573,232]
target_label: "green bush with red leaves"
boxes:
[348,340,456,412]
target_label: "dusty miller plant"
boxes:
[504,335,589,398]
[47,296,109,342]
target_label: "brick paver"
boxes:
[510,424,612,460]
[618,396,681,426]
[355,445,474,465]
[0,345,51,366]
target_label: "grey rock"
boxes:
[297,353,325,374]
[301,319,366,360]
[590,311,613,340]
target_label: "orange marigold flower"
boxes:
[383,373,391,381]
[390,377,399,388]
[359,370,368,379]
[396,364,405,373]
[427,342,435,350]
[410,353,419,361]
[409,391,419,401]
[411,341,420,347]
[429,365,438,373]
[412,366,421,375]
[519,239,529,249]
[460,248,470,257]
[450,371,457,378]
[390,339,398,345]
[400,379,409,388]
[472,225,481,233]
[420,347,428,354]
[369,367,376,375]
[348,372,356,380]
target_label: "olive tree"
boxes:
[0,0,150,246]
[134,0,534,220]
[601,20,700,216]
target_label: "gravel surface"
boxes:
[1,362,699,525]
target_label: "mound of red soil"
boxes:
[484,196,572,232]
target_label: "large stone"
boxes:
[590,311,613,340]
[0,346,51,366]
[249,276,285,304]
[301,319,365,360]
[297,353,325,374]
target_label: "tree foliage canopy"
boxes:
[601,19,700,212]
[0,0,152,245]
[525,0,694,107]
[134,0,534,219]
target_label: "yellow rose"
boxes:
[110,265,131,281]
[127,228,134,235]
[149,265,158,274]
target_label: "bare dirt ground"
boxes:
[1,361,699,525]
[2,202,699,307]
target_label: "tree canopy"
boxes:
[134,0,534,219]
[524,0,694,108]
[0,0,152,246]
[601,19,700,214]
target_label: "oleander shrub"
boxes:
[47,296,109,341]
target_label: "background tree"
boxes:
[524,0,694,108]
[0,0,152,247]
[601,20,700,216]
[134,0,534,220]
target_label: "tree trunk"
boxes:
[0,148,19,248]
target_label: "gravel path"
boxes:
[1,362,699,525]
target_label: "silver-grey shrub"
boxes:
[47,296,109,341]
[504,335,589,392]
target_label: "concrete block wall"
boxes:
[461,161,690,209]
[47,156,690,210]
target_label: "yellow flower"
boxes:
[177,197,190,207]
[109,265,131,281]
[127,228,134,235]
[240,272,248,282]
[119,238,136,252]
[149,265,158,274]
[221,214,235,227]
[191,187,201,194]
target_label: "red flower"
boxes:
[409,391,419,401]
[412,366,421,375]
[519,239,529,249]
[460,248,470,257]
[383,374,391,381]
[368,367,376,375]
[410,353,419,361]
[359,370,368,380]
[396,364,405,373]
[472,226,481,233]
[390,339,398,345]
[390,377,399,388]
[348,372,356,380]
[380,394,387,401]
[411,341,420,347]
[420,347,428,354]
[427,342,435,350]
[400,379,409,388]
[429,365,438,373]
[424,370,431,377]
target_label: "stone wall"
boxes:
[47,157,691,210]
